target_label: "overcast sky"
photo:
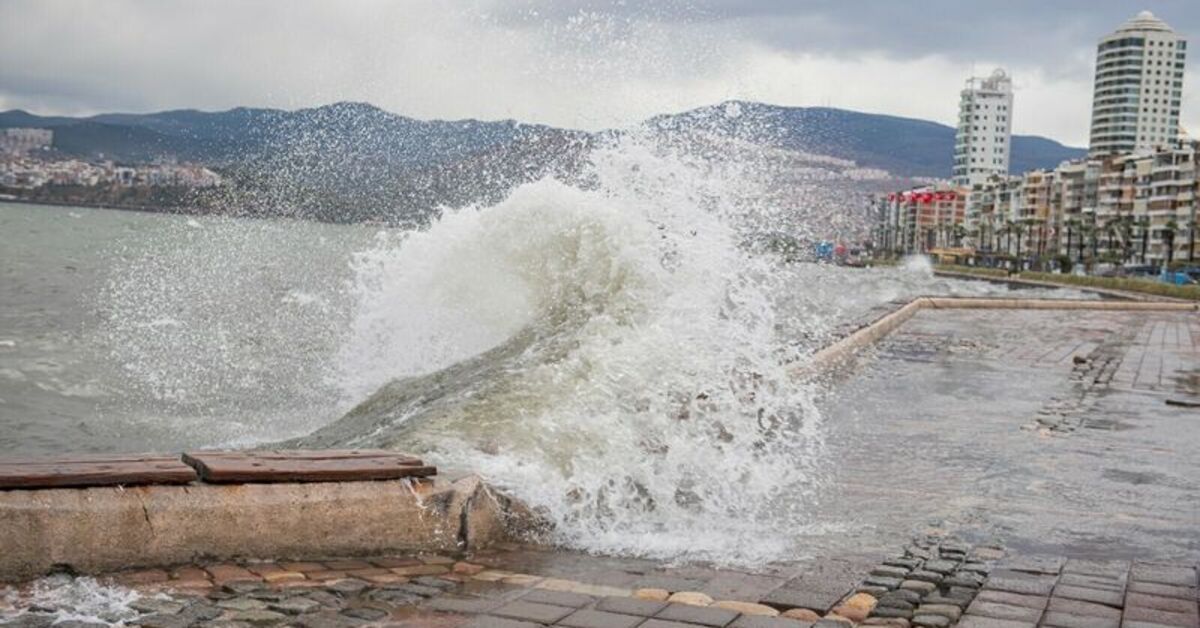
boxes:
[1,0,1198,146]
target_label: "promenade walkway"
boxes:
[3,307,1198,627]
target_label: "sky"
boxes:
[1,0,1199,147]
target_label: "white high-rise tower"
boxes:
[1088,11,1187,156]
[952,69,1014,187]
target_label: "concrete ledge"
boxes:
[0,474,526,583]
[932,269,1191,302]
[805,296,1198,373]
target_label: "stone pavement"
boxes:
[2,538,1198,627]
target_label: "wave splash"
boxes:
[306,133,833,564]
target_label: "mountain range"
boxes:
[0,101,1085,223]
[0,101,1084,178]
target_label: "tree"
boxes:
[1164,220,1178,268]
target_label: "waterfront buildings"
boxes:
[1088,11,1188,156]
[874,9,1197,270]
[0,155,221,190]
[953,69,1014,186]
[0,128,52,156]
[874,139,1198,268]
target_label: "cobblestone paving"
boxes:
[4,307,1198,627]
[2,539,1197,627]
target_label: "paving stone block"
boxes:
[640,620,715,628]
[964,600,1043,623]
[1039,611,1119,628]
[1053,585,1124,608]
[922,594,971,609]
[558,609,645,628]
[1125,592,1199,615]
[205,565,258,584]
[1058,573,1126,592]
[865,576,904,589]
[899,581,936,595]
[701,574,788,602]
[984,572,1056,597]
[884,558,922,570]
[871,566,912,579]
[491,600,575,624]
[730,617,815,628]
[1001,557,1064,576]
[923,561,958,575]
[595,596,668,617]
[1130,564,1198,588]
[520,589,596,608]
[871,606,914,619]
[323,560,373,571]
[914,604,962,621]
[425,595,502,614]
[760,588,844,614]
[1046,597,1122,619]
[944,572,985,588]
[464,617,543,628]
[907,571,943,583]
[1120,621,1197,628]
[1062,560,1130,579]
[974,590,1048,610]
[655,602,740,627]
[1127,581,1199,600]
[880,590,922,605]
[956,616,1035,628]
[1121,604,1200,627]
[633,575,709,592]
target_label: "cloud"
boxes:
[0,0,1197,146]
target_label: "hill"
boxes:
[1,101,1084,179]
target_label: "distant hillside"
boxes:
[643,101,1085,178]
[1,100,1084,179]
[0,101,1084,223]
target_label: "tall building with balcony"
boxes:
[1088,11,1188,156]
[952,69,1014,187]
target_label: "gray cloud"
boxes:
[0,0,1197,146]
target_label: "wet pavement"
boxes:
[3,306,1200,627]
[2,541,1197,627]
[806,308,1200,562]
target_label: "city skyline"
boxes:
[1,1,1198,147]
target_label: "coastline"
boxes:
[0,195,192,215]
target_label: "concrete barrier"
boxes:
[932,269,1192,302]
[0,474,529,583]
[804,296,1197,372]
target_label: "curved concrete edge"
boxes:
[0,474,530,583]
[923,297,1199,311]
[933,269,1192,302]
[803,298,929,374]
[799,295,1197,376]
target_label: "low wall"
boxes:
[932,269,1190,302]
[0,474,528,583]
[805,296,1197,372]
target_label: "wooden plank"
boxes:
[0,455,198,489]
[182,450,436,484]
[183,449,423,464]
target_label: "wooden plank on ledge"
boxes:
[181,450,436,484]
[0,454,198,489]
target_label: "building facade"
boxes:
[1088,11,1188,156]
[953,69,1014,186]
[875,140,1199,268]
[0,128,53,156]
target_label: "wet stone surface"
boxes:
[2,540,1194,627]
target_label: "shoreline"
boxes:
[0,195,194,216]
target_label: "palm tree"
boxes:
[1010,220,1027,271]
[1164,220,1178,269]
[1064,218,1080,263]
